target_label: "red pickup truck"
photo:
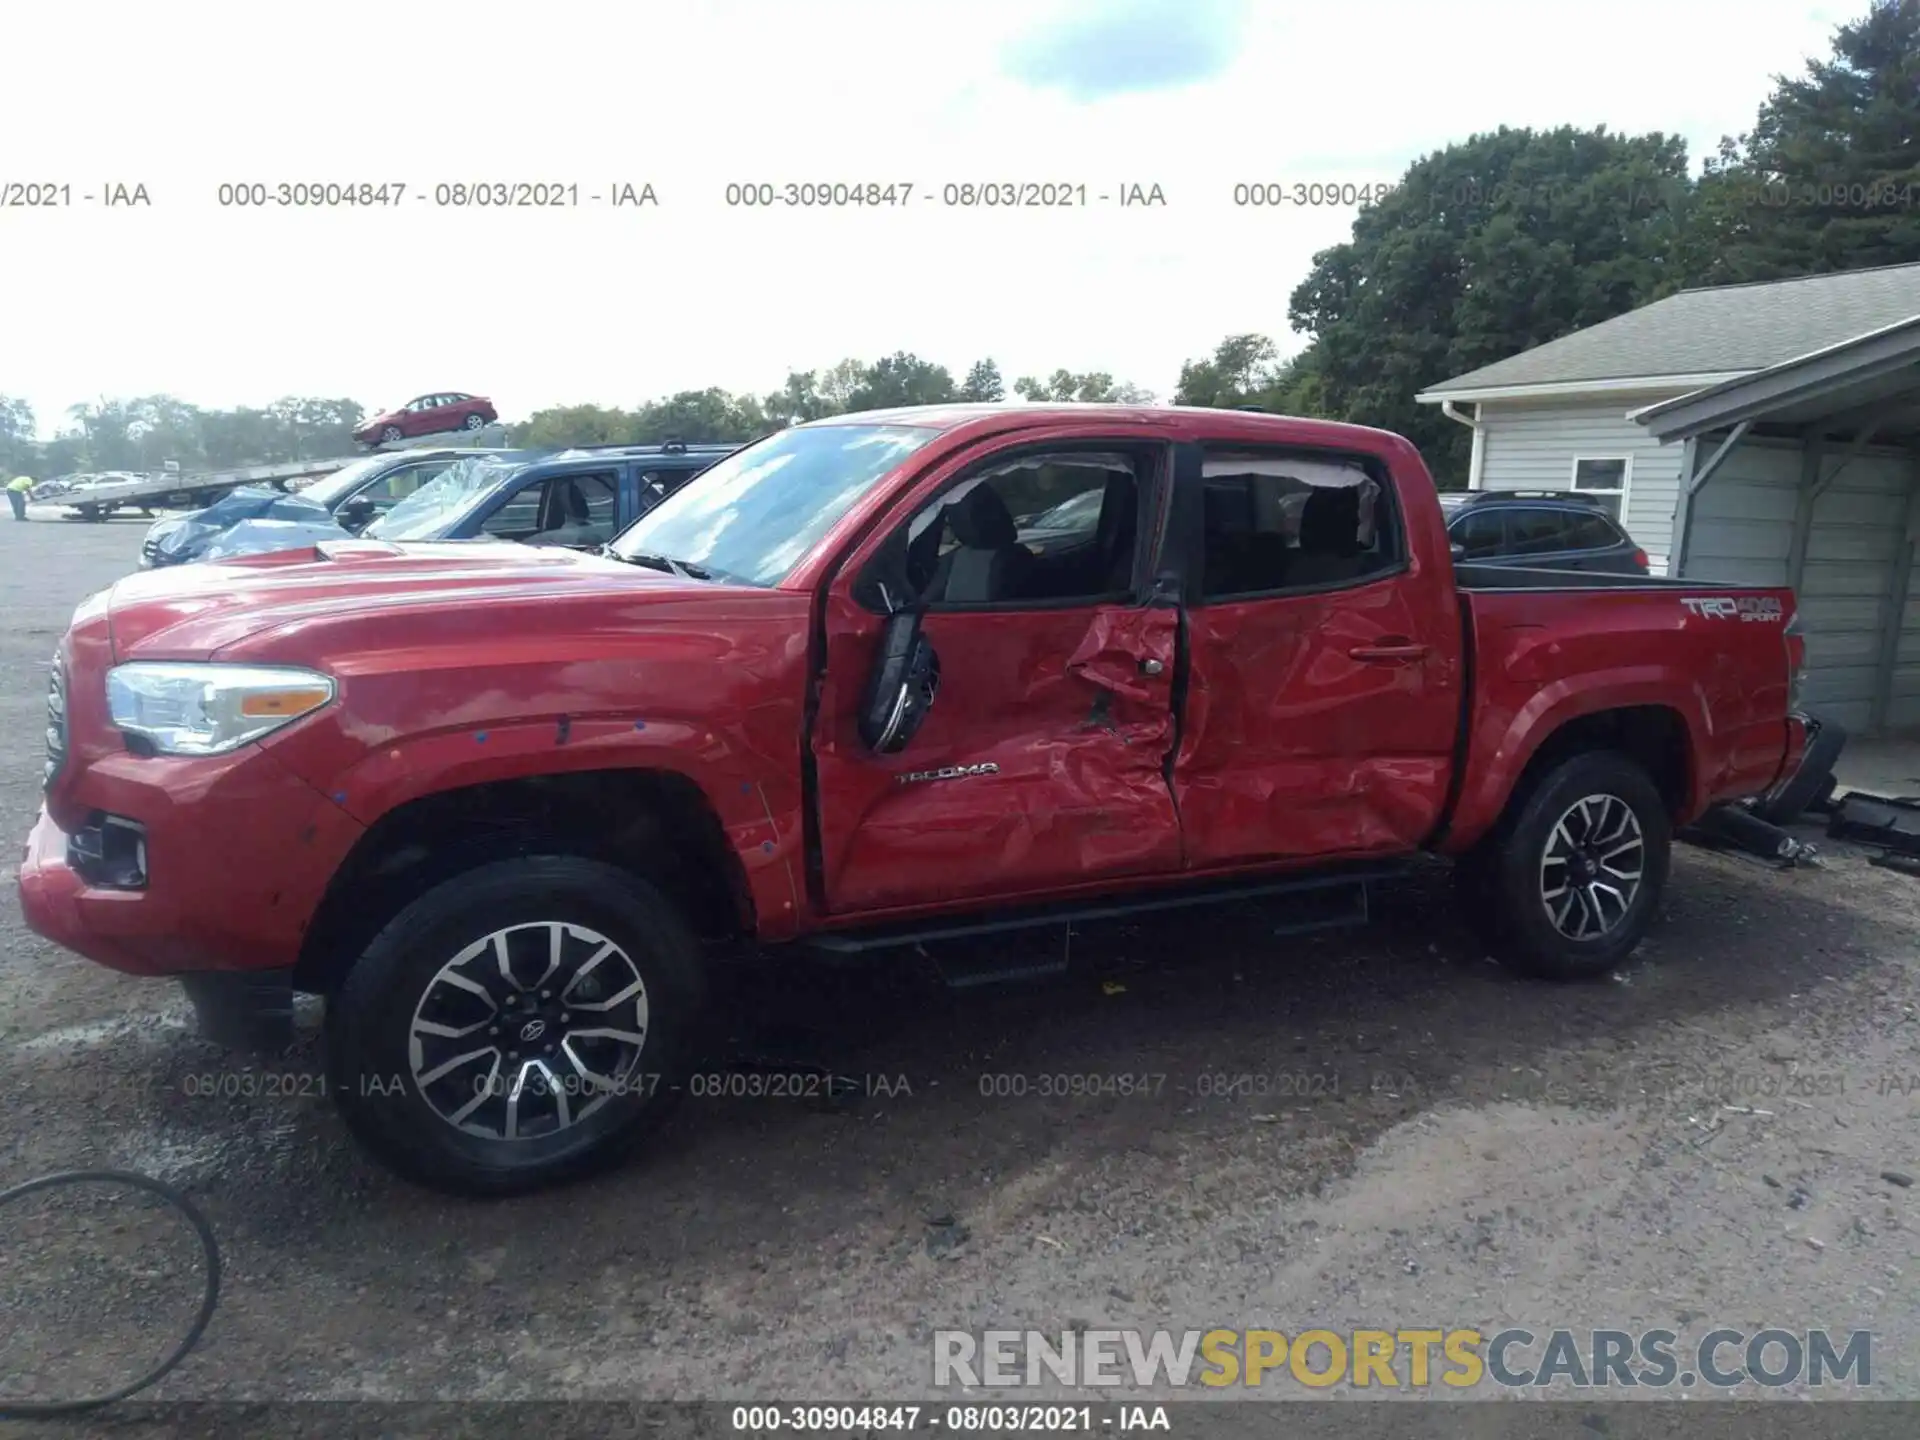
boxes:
[21,405,1816,1195]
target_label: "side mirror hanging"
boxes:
[859,609,940,755]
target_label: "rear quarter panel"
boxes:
[1444,581,1796,850]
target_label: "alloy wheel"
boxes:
[1538,793,1645,941]
[407,922,650,1141]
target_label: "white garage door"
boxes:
[1686,440,1914,733]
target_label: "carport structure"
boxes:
[1635,315,1920,734]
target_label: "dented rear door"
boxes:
[1167,439,1464,867]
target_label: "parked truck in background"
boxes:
[19,405,1816,1196]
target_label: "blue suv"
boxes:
[1439,491,1649,574]
[358,442,738,549]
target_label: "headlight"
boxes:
[106,662,335,756]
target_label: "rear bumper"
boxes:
[1752,710,1846,824]
[1778,713,1814,789]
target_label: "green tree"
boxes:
[1174,337,1328,414]
[634,388,772,444]
[200,406,290,469]
[514,404,640,449]
[1288,124,1693,484]
[960,358,1005,401]
[1677,0,1920,285]
[1013,369,1155,403]
[816,359,868,413]
[267,396,363,460]
[66,398,142,471]
[845,352,958,411]
[1172,334,1281,406]
[0,396,35,477]
[40,434,86,477]
[763,370,839,425]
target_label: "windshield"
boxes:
[364,456,518,541]
[300,456,392,509]
[1027,489,1104,530]
[608,423,938,585]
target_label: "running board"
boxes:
[804,863,1407,959]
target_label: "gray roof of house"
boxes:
[1421,261,1920,396]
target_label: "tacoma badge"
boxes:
[898,762,1000,785]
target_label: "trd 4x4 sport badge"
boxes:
[898,762,1000,785]
[1681,595,1785,622]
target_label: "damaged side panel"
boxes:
[810,593,1182,915]
[1171,577,1463,867]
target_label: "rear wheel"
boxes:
[1457,750,1671,980]
[325,855,704,1196]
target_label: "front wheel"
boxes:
[1459,750,1671,981]
[463,412,485,431]
[380,424,404,445]
[325,855,704,1196]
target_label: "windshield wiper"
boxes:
[608,548,715,581]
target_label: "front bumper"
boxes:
[20,813,297,1047]
[19,748,366,981]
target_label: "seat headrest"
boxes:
[1299,486,1362,555]
[948,485,1018,549]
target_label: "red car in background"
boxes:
[354,392,498,448]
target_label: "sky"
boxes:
[2,0,1860,438]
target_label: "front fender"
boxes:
[285,717,806,941]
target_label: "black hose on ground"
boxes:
[0,1168,222,1418]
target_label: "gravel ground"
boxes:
[0,514,1915,1422]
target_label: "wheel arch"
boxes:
[294,766,754,996]
[1447,698,1696,853]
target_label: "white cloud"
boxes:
[1,0,1853,437]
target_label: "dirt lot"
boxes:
[0,513,1916,1415]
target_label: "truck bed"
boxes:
[1441,570,1800,849]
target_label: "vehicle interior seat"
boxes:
[1286,485,1366,586]
[534,478,603,547]
[933,485,1034,603]
[1201,481,1276,595]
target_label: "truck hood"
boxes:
[106,538,721,659]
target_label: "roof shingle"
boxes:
[1422,261,1920,396]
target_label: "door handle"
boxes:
[1138,657,1165,677]
[1347,642,1429,663]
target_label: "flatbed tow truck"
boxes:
[33,430,515,521]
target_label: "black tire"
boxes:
[1463,750,1671,981]
[463,412,485,430]
[380,425,403,445]
[325,855,704,1197]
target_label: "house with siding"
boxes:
[1417,262,1920,733]
[1416,262,1920,575]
